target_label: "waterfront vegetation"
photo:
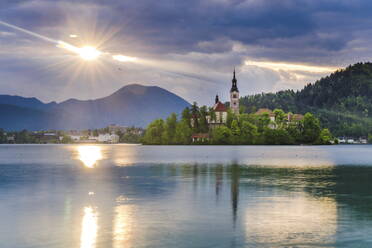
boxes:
[142,104,335,145]
[0,127,143,144]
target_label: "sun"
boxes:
[78,46,101,61]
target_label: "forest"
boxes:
[240,62,372,137]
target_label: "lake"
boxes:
[0,144,372,248]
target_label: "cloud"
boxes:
[1,0,372,104]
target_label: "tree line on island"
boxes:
[142,103,336,145]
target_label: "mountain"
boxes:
[240,62,372,137]
[0,84,190,131]
[0,95,57,110]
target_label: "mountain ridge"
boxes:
[0,84,190,131]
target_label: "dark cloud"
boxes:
[1,0,372,104]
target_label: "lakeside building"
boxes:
[97,133,120,143]
[254,108,304,129]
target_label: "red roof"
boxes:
[213,101,227,112]
[290,114,304,121]
[255,108,275,117]
[191,133,210,138]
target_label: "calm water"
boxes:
[0,144,372,248]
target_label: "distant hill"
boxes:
[0,84,190,131]
[240,62,372,137]
[0,95,57,110]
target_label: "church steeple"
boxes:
[215,95,219,104]
[230,68,239,93]
[230,68,240,115]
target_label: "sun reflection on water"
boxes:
[78,146,102,168]
[113,204,134,248]
[80,207,98,248]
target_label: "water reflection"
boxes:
[80,207,98,248]
[3,144,372,247]
[113,205,134,248]
[78,146,102,168]
[244,196,337,246]
[230,165,240,226]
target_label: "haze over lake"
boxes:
[1,144,372,248]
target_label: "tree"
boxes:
[240,121,258,144]
[211,126,231,145]
[182,107,192,128]
[286,123,302,143]
[198,106,209,133]
[226,109,235,128]
[174,120,192,144]
[165,113,178,143]
[368,134,372,144]
[263,128,294,145]
[190,102,199,131]
[0,129,5,143]
[301,113,321,144]
[273,109,286,128]
[318,128,333,145]
[142,119,165,144]
[93,129,99,136]
[255,113,271,132]
[230,120,241,144]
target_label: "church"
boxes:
[207,69,239,128]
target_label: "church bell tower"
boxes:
[230,69,239,115]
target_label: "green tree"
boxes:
[174,120,192,144]
[255,113,271,132]
[318,128,333,145]
[286,124,302,143]
[93,129,99,136]
[15,130,34,143]
[368,134,372,144]
[211,126,231,145]
[301,113,321,144]
[226,109,235,128]
[190,102,199,129]
[263,128,294,145]
[198,106,209,133]
[230,120,241,144]
[165,113,178,143]
[61,135,73,144]
[240,121,258,144]
[273,109,286,128]
[143,119,165,144]
[182,107,191,127]
[0,129,6,143]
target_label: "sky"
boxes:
[1,0,372,105]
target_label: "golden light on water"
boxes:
[244,195,337,244]
[78,146,103,168]
[80,207,98,248]
[113,205,134,248]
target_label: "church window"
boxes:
[233,94,237,98]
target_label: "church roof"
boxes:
[289,113,304,121]
[255,108,275,117]
[213,101,227,112]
